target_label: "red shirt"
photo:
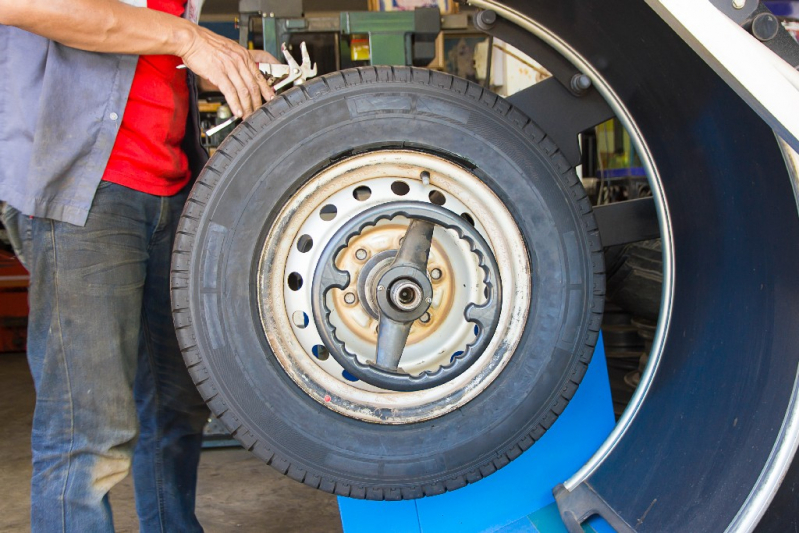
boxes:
[102,0,191,196]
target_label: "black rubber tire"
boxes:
[171,67,604,500]
[605,239,663,321]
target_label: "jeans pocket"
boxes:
[1,202,31,270]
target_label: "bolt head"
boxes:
[477,9,498,28]
[344,292,357,305]
[571,74,592,93]
[425,297,432,304]
[355,249,368,261]
[420,313,431,324]
[430,268,442,280]
[377,285,385,292]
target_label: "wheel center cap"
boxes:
[375,265,433,322]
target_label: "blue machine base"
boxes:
[338,336,615,533]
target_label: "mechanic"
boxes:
[0,1,275,531]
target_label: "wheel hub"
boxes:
[312,201,502,391]
[376,266,432,320]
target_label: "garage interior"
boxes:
[2,0,799,532]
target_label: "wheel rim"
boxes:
[257,150,531,423]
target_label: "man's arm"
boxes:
[0,0,272,118]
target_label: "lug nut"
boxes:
[420,313,431,324]
[430,268,442,280]
[355,249,368,261]
[344,292,357,305]
[425,297,432,304]
[377,285,385,292]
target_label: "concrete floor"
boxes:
[0,352,343,533]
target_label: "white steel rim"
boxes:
[257,150,531,424]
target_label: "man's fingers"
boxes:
[249,61,275,101]
[226,62,257,117]
[243,61,264,111]
[228,50,264,115]
[246,49,278,101]
[215,77,243,118]
[257,75,275,102]
[248,49,279,65]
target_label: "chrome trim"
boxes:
[467,0,676,493]
[727,364,799,532]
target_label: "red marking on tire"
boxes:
[324,395,331,402]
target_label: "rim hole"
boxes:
[391,181,410,196]
[428,190,446,206]
[450,350,465,363]
[353,186,372,201]
[320,204,337,221]
[312,345,329,361]
[342,370,360,382]
[288,272,304,291]
[292,311,309,329]
[461,212,475,226]
[297,235,313,253]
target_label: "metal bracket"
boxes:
[594,198,660,248]
[507,78,614,168]
[474,10,583,92]
[474,11,614,168]
[553,483,636,533]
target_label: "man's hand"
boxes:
[179,27,279,118]
[196,50,279,104]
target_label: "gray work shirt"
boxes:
[0,0,207,226]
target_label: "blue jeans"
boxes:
[4,182,209,532]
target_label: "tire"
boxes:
[171,67,604,499]
[605,239,662,321]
